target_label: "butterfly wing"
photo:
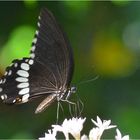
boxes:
[0,8,74,109]
[0,58,32,104]
[30,8,74,90]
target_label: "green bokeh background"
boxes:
[0,1,140,139]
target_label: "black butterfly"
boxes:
[0,8,76,114]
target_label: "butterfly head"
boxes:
[70,86,77,94]
[64,86,77,100]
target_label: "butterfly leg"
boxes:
[56,101,64,124]
[60,98,78,117]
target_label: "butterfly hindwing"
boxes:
[0,58,32,103]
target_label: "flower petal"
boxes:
[38,130,56,140]
[97,116,103,126]
[81,134,88,140]
[115,129,129,140]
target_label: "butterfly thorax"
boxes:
[57,86,76,101]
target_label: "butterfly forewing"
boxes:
[32,9,74,89]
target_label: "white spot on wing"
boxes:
[25,59,28,63]
[32,38,37,44]
[1,94,7,100]
[37,22,40,27]
[31,45,36,52]
[35,30,39,35]
[22,94,29,102]
[1,96,4,100]
[16,77,28,82]
[29,59,34,65]
[17,82,29,88]
[38,16,41,20]
[14,63,18,67]
[12,99,16,103]
[21,63,30,71]
[3,79,6,83]
[30,53,35,59]
[19,88,29,95]
[17,70,29,77]
[8,70,12,76]
[4,71,8,76]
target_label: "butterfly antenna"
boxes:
[77,75,99,86]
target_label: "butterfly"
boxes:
[0,8,76,114]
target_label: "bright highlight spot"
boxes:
[24,0,37,8]
[90,34,136,77]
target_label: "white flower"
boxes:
[39,116,130,140]
[89,116,116,140]
[38,129,56,140]
[52,119,69,140]
[91,116,116,130]
[89,127,101,140]
[52,117,86,140]
[115,129,129,140]
[67,117,86,139]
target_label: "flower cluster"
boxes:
[39,116,129,140]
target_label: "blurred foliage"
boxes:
[90,32,136,77]
[0,1,140,139]
[0,26,34,73]
[24,0,38,9]
[111,0,131,6]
